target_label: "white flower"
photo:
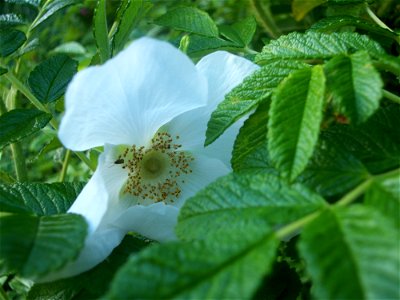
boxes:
[45,37,258,281]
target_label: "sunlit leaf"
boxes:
[0,109,51,150]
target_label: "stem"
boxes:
[335,179,373,207]
[249,0,280,39]
[75,152,96,171]
[10,143,28,182]
[59,149,71,182]
[276,211,320,240]
[383,90,400,104]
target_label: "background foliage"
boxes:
[0,0,399,299]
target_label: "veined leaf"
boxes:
[268,65,326,181]
[186,35,241,57]
[28,54,78,103]
[219,16,257,46]
[255,32,385,64]
[299,132,370,197]
[310,16,399,41]
[299,205,399,299]
[0,213,87,279]
[177,172,326,240]
[28,235,150,300]
[155,6,218,37]
[31,0,81,30]
[205,60,308,146]
[0,29,26,57]
[325,105,400,173]
[365,170,400,228]
[0,13,28,28]
[93,0,110,63]
[232,100,275,173]
[0,182,84,215]
[325,51,383,124]
[0,109,51,150]
[111,0,152,55]
[106,227,278,299]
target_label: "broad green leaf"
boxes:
[10,37,39,59]
[0,67,7,76]
[155,6,218,37]
[31,0,81,30]
[205,60,308,145]
[325,51,382,124]
[111,0,152,55]
[0,29,26,57]
[93,0,110,63]
[232,100,275,173]
[219,17,257,46]
[6,0,40,7]
[0,182,84,215]
[0,109,51,150]
[375,54,400,77]
[0,213,87,278]
[325,105,400,173]
[299,133,370,197]
[28,54,78,103]
[268,66,326,181]
[255,32,385,64]
[365,170,400,227]
[28,235,150,300]
[0,13,28,28]
[177,172,326,240]
[186,35,240,57]
[310,16,399,41]
[292,0,326,21]
[299,205,399,299]
[106,228,278,299]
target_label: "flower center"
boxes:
[116,132,194,204]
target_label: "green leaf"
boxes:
[0,13,28,28]
[106,228,278,299]
[325,51,383,124]
[0,213,87,278]
[374,54,400,77]
[299,205,399,299]
[0,182,84,215]
[0,29,26,57]
[310,16,400,41]
[325,105,400,173]
[255,32,385,64]
[177,172,326,241]
[31,0,81,30]
[219,17,257,46]
[365,170,400,227]
[155,6,218,37]
[232,100,275,173]
[186,35,240,57]
[205,60,308,146]
[28,54,78,103]
[93,0,110,63]
[111,0,152,55]
[28,235,150,300]
[268,65,326,181]
[0,109,51,150]
[292,0,326,21]
[52,41,87,56]
[299,133,370,197]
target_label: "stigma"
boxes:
[116,132,194,204]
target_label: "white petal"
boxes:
[174,154,230,207]
[38,226,125,282]
[165,51,259,165]
[112,202,179,242]
[68,146,127,233]
[59,37,208,151]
